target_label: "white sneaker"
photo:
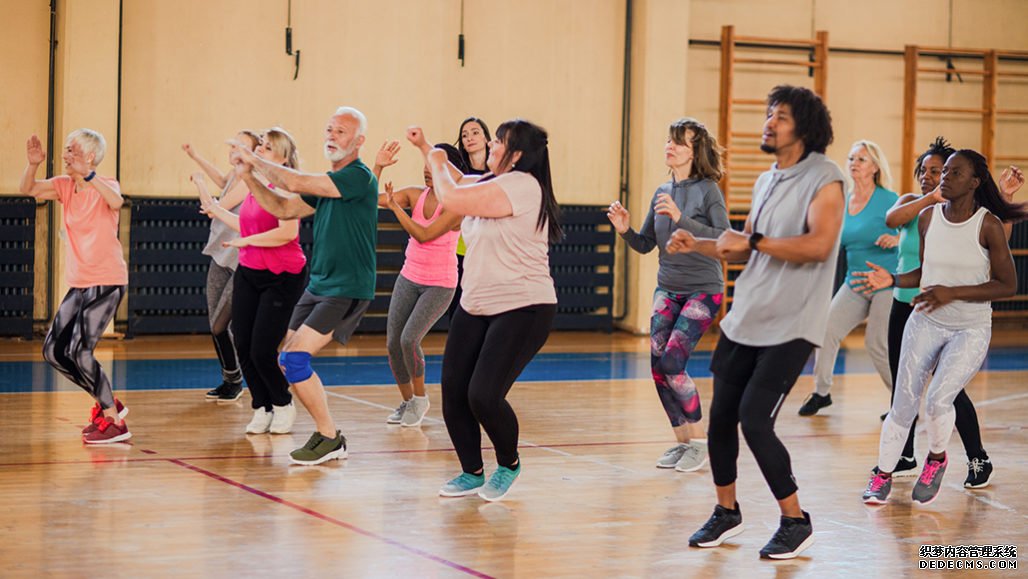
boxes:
[270,402,296,434]
[401,396,430,427]
[387,400,410,424]
[675,440,709,473]
[245,408,273,434]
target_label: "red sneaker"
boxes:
[82,399,129,435]
[83,417,132,444]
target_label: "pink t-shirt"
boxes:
[237,193,306,274]
[400,188,460,288]
[459,171,557,316]
[52,175,128,288]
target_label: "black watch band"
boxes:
[748,232,764,251]
[84,171,96,182]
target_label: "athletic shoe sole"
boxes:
[386,417,402,425]
[217,391,243,403]
[690,523,745,547]
[439,486,485,498]
[655,462,678,469]
[964,478,992,489]
[892,469,919,478]
[912,491,941,506]
[84,431,133,444]
[289,447,347,466]
[479,479,519,502]
[762,535,815,560]
[862,495,889,505]
[675,457,709,473]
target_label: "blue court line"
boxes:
[2,347,1027,394]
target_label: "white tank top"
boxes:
[920,206,992,329]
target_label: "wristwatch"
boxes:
[748,232,764,251]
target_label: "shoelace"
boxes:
[303,433,323,451]
[867,475,887,492]
[919,460,944,485]
[967,458,984,475]
[663,445,687,458]
[489,469,517,489]
[767,518,798,545]
[700,509,728,533]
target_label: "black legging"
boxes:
[441,303,556,474]
[232,265,307,411]
[888,299,987,460]
[708,337,813,501]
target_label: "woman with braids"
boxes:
[858,150,1027,505]
[429,119,561,502]
[607,118,729,473]
[869,137,1024,486]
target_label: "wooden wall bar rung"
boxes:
[997,109,1028,116]
[730,132,762,138]
[996,155,1028,162]
[733,35,818,47]
[729,147,767,155]
[732,57,818,68]
[917,67,986,76]
[731,98,767,106]
[997,71,1028,78]
[916,106,987,114]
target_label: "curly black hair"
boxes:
[914,136,955,177]
[765,85,833,156]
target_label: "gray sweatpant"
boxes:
[814,283,893,395]
[877,311,990,471]
[386,274,455,384]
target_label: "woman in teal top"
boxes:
[800,140,898,416]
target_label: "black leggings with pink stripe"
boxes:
[43,285,126,410]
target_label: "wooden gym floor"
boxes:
[0,329,1025,577]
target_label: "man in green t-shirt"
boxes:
[230,106,378,466]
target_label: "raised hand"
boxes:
[407,126,428,149]
[376,140,401,168]
[606,200,630,234]
[182,143,196,158]
[850,261,893,295]
[999,165,1024,201]
[912,285,954,313]
[929,184,945,203]
[26,135,46,165]
[875,233,899,249]
[654,193,682,223]
[666,229,697,254]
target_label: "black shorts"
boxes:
[709,335,815,393]
[288,290,371,344]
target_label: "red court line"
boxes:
[166,458,493,578]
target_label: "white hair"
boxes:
[334,106,367,138]
[67,128,107,166]
[851,139,893,190]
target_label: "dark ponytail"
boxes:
[955,149,1028,223]
[493,119,563,243]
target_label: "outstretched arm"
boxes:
[183,143,229,189]
[229,141,339,198]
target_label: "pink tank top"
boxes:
[237,192,306,274]
[400,188,460,288]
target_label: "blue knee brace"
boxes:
[279,351,314,383]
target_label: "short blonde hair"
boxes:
[851,139,893,190]
[67,129,107,166]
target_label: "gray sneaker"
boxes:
[675,441,709,473]
[862,472,892,504]
[912,456,948,505]
[400,396,430,427]
[386,400,410,424]
[656,444,689,468]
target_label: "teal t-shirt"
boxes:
[302,159,378,300]
[841,186,899,293]
[894,217,921,303]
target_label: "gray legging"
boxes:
[43,285,126,409]
[206,261,242,384]
[813,283,893,395]
[387,274,455,384]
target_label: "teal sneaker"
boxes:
[289,431,347,466]
[478,464,521,502]
[439,472,486,497]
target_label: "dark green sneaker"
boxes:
[290,430,347,466]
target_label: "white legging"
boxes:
[877,311,990,472]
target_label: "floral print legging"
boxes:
[650,288,722,427]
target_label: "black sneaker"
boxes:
[759,511,815,560]
[217,382,244,402]
[204,383,225,400]
[798,393,831,416]
[872,456,918,478]
[964,457,993,489]
[689,503,744,548]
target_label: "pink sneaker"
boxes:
[83,417,132,444]
[82,399,128,434]
[912,455,948,505]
